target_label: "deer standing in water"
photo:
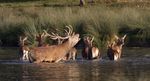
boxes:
[65,47,77,60]
[19,36,30,61]
[43,26,78,61]
[82,36,100,60]
[107,34,126,61]
[28,25,80,63]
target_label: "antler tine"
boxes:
[23,36,28,42]
[19,36,28,46]
[65,26,71,35]
[43,30,56,38]
[69,25,73,35]
[66,25,73,36]
[91,36,94,42]
[41,30,46,38]
[43,29,68,40]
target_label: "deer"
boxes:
[19,36,30,61]
[35,31,48,47]
[65,47,77,60]
[82,36,100,60]
[28,25,80,63]
[107,34,127,61]
[43,27,78,61]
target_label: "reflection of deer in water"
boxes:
[107,34,126,61]
[28,25,80,63]
[82,36,100,60]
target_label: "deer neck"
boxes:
[60,40,72,51]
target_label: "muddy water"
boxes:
[0,47,150,81]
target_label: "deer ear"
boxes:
[114,35,119,39]
[122,34,127,40]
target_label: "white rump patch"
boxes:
[92,49,99,58]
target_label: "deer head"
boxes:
[29,25,80,63]
[114,34,126,46]
[83,36,94,47]
[107,34,127,61]
[35,30,50,47]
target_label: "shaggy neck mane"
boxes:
[58,40,72,51]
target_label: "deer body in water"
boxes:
[28,25,80,63]
[43,27,78,61]
[82,36,100,60]
[107,34,126,61]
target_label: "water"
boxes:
[0,47,150,81]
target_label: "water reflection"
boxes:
[0,59,150,81]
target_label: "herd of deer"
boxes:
[19,25,126,63]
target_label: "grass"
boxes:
[0,2,150,47]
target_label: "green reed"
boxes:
[0,6,149,47]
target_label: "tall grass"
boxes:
[0,6,150,47]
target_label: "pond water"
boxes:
[0,47,150,81]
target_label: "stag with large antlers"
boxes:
[107,34,126,61]
[28,25,80,63]
[82,36,100,60]
[19,36,30,61]
[44,26,78,61]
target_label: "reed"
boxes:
[0,6,149,47]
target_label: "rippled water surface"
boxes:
[0,47,150,81]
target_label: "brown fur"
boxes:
[29,34,80,63]
[107,34,126,61]
[65,47,77,60]
[82,36,100,60]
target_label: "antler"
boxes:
[65,25,73,36]
[91,36,94,43]
[43,30,60,40]
[44,25,73,40]
[19,36,28,46]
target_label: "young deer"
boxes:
[35,31,48,47]
[107,34,126,61]
[19,36,30,61]
[65,47,77,60]
[82,36,100,60]
[28,25,80,63]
